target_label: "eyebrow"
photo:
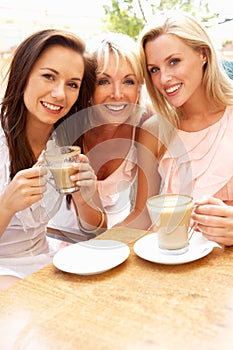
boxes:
[96,72,136,78]
[40,67,82,81]
[147,53,181,67]
[164,53,181,61]
[125,73,137,78]
[96,71,110,77]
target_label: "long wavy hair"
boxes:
[139,13,233,128]
[1,29,96,179]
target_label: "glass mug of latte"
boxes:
[146,194,194,255]
[44,145,81,194]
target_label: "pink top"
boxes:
[159,106,233,202]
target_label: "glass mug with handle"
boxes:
[146,194,195,255]
[44,145,81,194]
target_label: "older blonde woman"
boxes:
[48,32,150,233]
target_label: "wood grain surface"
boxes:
[0,227,233,350]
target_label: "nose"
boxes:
[51,82,66,100]
[160,68,172,85]
[110,82,124,100]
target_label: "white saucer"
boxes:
[133,232,221,265]
[53,239,130,275]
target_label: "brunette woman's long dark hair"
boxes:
[1,29,96,179]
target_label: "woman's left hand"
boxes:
[192,196,233,246]
[70,154,97,203]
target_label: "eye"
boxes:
[67,82,79,89]
[42,73,54,81]
[96,78,110,86]
[124,78,135,85]
[169,58,180,66]
[149,66,159,74]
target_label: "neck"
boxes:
[179,102,226,132]
[27,124,53,159]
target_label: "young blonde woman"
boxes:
[121,13,233,246]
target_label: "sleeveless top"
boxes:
[159,106,233,202]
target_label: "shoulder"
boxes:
[140,114,160,134]
[139,113,173,140]
[226,105,233,114]
[224,105,233,125]
[135,114,163,156]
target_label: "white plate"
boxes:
[53,239,130,275]
[133,232,221,265]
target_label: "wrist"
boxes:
[78,206,105,234]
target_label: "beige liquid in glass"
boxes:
[50,166,77,193]
[147,194,193,254]
[44,145,80,194]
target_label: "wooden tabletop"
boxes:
[0,227,233,350]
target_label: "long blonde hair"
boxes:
[139,13,233,128]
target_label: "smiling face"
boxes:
[92,53,140,125]
[145,34,206,108]
[24,45,84,131]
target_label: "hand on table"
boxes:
[192,196,233,246]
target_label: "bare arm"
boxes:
[70,154,107,235]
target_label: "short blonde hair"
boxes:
[89,32,144,103]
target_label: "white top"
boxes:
[0,126,63,278]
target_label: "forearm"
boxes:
[72,190,107,235]
[116,207,151,230]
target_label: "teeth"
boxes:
[42,102,61,111]
[166,84,181,94]
[105,104,126,111]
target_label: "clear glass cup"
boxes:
[44,145,81,194]
[146,194,193,255]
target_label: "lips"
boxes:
[41,101,62,111]
[104,104,127,111]
[165,83,182,94]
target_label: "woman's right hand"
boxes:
[0,166,47,216]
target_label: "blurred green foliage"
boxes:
[102,0,218,39]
